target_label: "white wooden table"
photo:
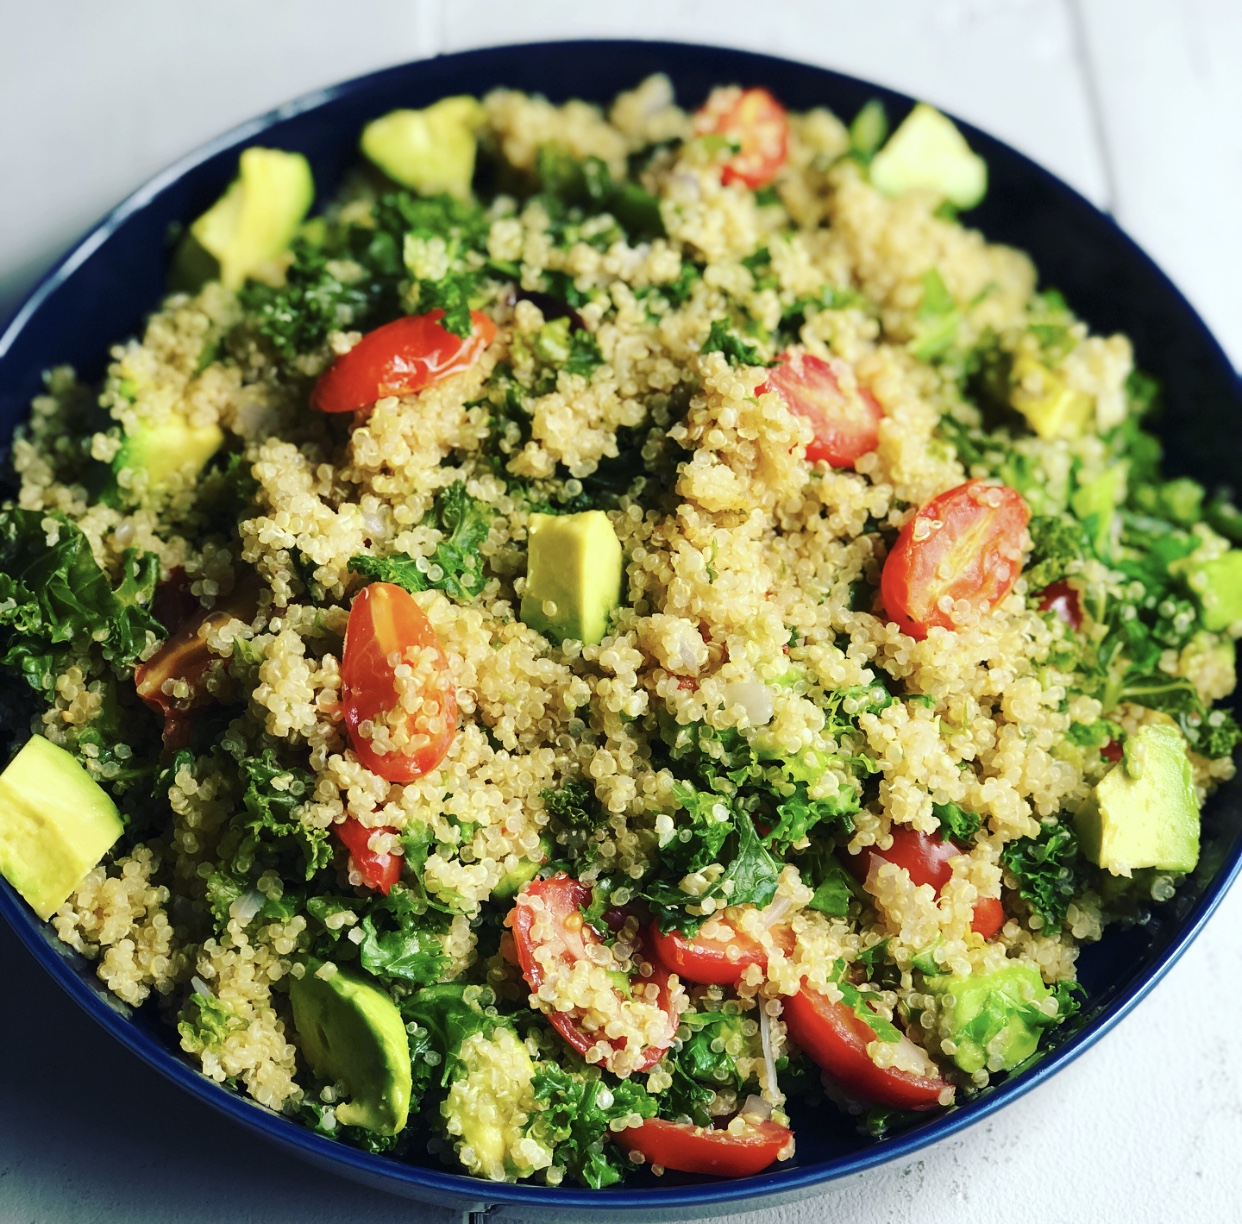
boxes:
[1,4,1239,1222]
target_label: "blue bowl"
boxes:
[1,40,1239,1220]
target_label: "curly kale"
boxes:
[527,1065,656,1188]
[349,482,493,602]
[1001,823,1085,930]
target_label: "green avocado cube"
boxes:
[520,510,623,645]
[0,735,124,920]
[1075,722,1200,876]
[188,146,314,290]
[1010,352,1093,441]
[289,963,411,1135]
[360,97,485,200]
[869,103,988,209]
[1183,550,1242,632]
[112,414,225,498]
[930,962,1053,1074]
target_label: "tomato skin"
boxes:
[135,574,261,733]
[341,582,457,782]
[848,827,1005,941]
[649,918,795,986]
[694,87,789,188]
[1037,580,1083,631]
[783,985,951,1111]
[881,480,1030,639]
[613,1117,793,1178]
[759,352,883,468]
[846,826,960,892]
[312,309,496,414]
[511,875,677,1073]
[970,895,1006,940]
[336,816,402,894]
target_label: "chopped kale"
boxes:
[700,319,774,367]
[933,800,981,843]
[349,482,493,602]
[1000,823,1084,930]
[527,1065,656,1189]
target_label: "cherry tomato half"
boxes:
[970,895,1006,940]
[614,1116,793,1178]
[847,826,959,893]
[783,985,952,1111]
[1036,580,1083,631]
[341,582,456,782]
[649,916,795,986]
[847,826,1005,940]
[510,875,678,1075]
[336,816,403,894]
[881,480,1030,639]
[135,574,261,749]
[759,352,883,468]
[694,87,789,189]
[312,309,497,414]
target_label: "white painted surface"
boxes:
[0,2,1239,1222]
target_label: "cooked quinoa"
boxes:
[2,75,1240,1187]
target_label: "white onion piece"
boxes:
[740,1094,772,1122]
[724,680,774,727]
[229,889,264,927]
[759,1003,778,1094]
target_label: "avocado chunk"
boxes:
[1075,722,1200,876]
[492,840,549,901]
[112,414,225,498]
[1071,464,1127,556]
[361,97,485,200]
[520,510,623,645]
[1010,352,1093,441]
[441,1025,547,1181]
[1182,550,1242,632]
[0,735,124,920]
[183,147,314,290]
[869,103,988,209]
[930,962,1055,1075]
[288,962,411,1135]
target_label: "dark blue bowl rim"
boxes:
[2,37,1240,1214]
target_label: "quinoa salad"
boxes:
[1,76,1240,1187]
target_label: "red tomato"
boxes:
[510,875,677,1074]
[783,985,951,1110]
[649,917,795,986]
[881,480,1030,639]
[341,582,457,782]
[336,816,402,894]
[847,826,1005,940]
[312,309,497,414]
[970,895,1006,940]
[694,87,789,188]
[150,566,201,636]
[614,1116,793,1178]
[759,352,883,468]
[1037,580,1083,631]
[135,575,261,726]
[1102,739,1124,763]
[846,826,959,892]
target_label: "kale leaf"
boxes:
[1000,823,1084,930]
[349,481,493,602]
[661,1010,748,1127]
[400,983,498,1106]
[700,319,773,367]
[527,1065,656,1189]
[224,748,328,881]
[933,800,981,843]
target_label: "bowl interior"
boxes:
[1,39,1240,1218]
